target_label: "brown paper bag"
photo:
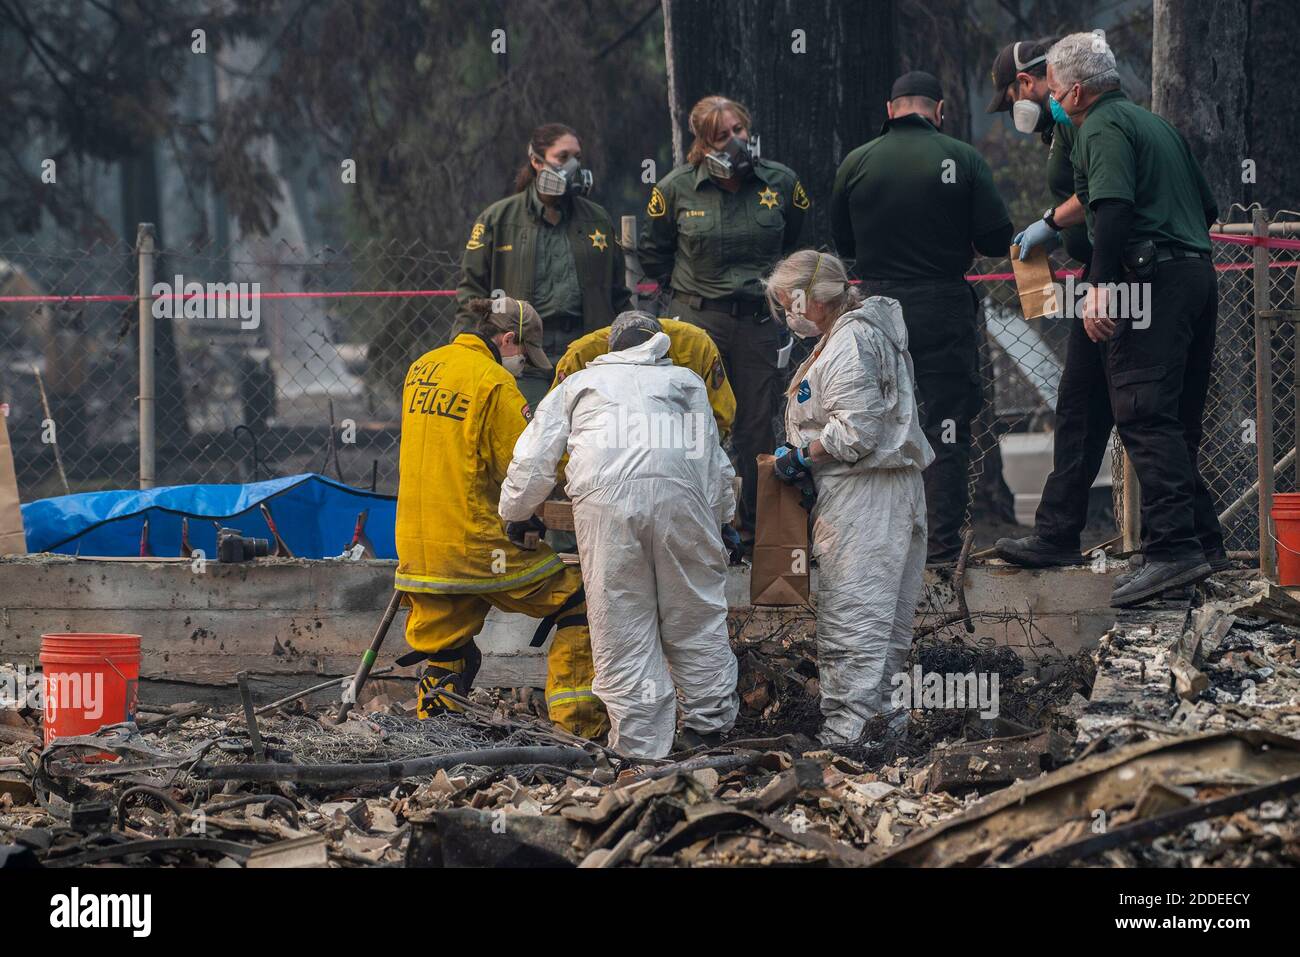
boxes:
[1010,243,1059,320]
[750,453,809,606]
[0,411,26,555]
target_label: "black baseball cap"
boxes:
[985,38,1055,113]
[889,70,943,102]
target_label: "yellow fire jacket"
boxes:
[551,318,736,439]
[395,333,563,593]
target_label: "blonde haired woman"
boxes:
[765,250,934,744]
[639,95,809,556]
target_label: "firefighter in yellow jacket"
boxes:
[394,297,606,737]
[552,315,737,439]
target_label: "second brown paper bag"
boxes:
[750,453,810,606]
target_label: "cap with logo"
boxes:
[483,297,551,371]
[985,38,1055,113]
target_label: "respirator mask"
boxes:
[1012,97,1053,135]
[1006,42,1051,135]
[534,154,593,198]
[784,312,822,340]
[704,136,755,182]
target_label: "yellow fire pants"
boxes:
[401,566,607,738]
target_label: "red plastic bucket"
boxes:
[1271,494,1300,586]
[39,633,141,748]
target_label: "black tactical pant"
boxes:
[864,279,982,562]
[672,296,781,535]
[1033,307,1114,548]
[1100,258,1224,560]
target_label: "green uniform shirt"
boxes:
[455,187,631,334]
[1046,121,1093,263]
[526,187,583,322]
[638,158,808,300]
[1070,90,1217,255]
[831,114,1011,280]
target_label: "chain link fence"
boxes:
[2,225,1297,556]
[1,236,462,499]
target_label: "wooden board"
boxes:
[540,499,574,532]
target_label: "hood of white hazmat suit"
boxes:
[785,297,935,476]
[782,297,931,744]
[499,330,739,758]
[500,332,735,524]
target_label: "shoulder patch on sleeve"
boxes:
[466,222,487,251]
[709,356,725,390]
[792,181,810,210]
[521,399,533,422]
[647,186,667,218]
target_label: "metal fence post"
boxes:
[621,214,639,310]
[1253,207,1275,580]
[136,223,157,490]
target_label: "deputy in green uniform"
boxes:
[1037,33,1224,607]
[456,122,631,362]
[983,37,1119,571]
[638,95,808,547]
[831,71,1012,564]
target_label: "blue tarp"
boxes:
[21,473,397,560]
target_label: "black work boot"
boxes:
[1113,556,1142,590]
[1204,548,1235,574]
[673,728,723,753]
[1115,549,1232,589]
[994,535,1087,568]
[1110,556,1213,608]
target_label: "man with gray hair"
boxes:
[1034,31,1224,607]
[500,312,739,758]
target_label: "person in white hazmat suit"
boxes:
[499,311,740,758]
[765,251,935,744]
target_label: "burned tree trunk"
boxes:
[1154,0,1300,217]
[1245,0,1300,217]
[1151,0,1249,213]
[661,0,898,246]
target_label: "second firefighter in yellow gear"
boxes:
[552,317,736,439]
[393,298,607,737]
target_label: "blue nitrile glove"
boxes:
[1013,217,1061,260]
[773,443,811,484]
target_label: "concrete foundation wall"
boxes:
[0,556,1119,698]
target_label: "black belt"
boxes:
[545,314,582,332]
[1154,247,1210,263]
[671,291,767,318]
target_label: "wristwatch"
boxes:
[1043,205,1063,231]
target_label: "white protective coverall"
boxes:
[784,298,936,744]
[500,332,740,758]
